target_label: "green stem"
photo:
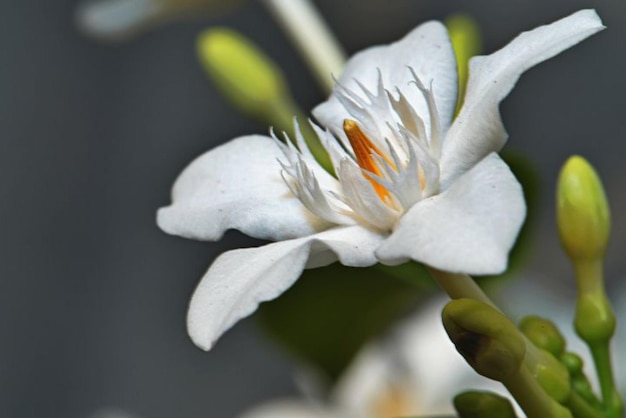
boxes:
[589,342,622,418]
[573,260,622,418]
[427,268,496,308]
[261,0,346,93]
[565,388,602,418]
[502,364,573,418]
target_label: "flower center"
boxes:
[343,119,396,201]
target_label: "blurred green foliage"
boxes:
[256,262,433,382]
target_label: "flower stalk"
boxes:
[261,0,346,93]
[427,268,495,308]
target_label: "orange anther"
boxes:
[343,119,394,200]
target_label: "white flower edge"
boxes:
[157,135,332,242]
[439,9,604,187]
[240,401,342,418]
[313,20,458,143]
[376,153,525,274]
[187,225,384,351]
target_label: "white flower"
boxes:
[240,297,514,418]
[157,10,604,350]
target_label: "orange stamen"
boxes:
[343,119,395,200]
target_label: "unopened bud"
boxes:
[519,315,566,357]
[445,14,481,114]
[560,352,602,409]
[576,292,615,344]
[197,28,289,120]
[527,349,571,403]
[557,155,610,262]
[442,299,525,382]
[454,391,517,418]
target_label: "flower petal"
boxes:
[313,21,457,137]
[187,226,384,350]
[157,135,331,241]
[241,401,340,418]
[376,153,525,275]
[440,9,604,188]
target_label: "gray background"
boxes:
[1,0,625,417]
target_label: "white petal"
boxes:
[376,153,525,275]
[187,226,384,350]
[157,135,330,242]
[336,160,399,231]
[240,400,340,418]
[313,21,457,136]
[440,9,604,188]
[332,343,413,417]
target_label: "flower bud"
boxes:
[453,391,517,418]
[519,315,566,357]
[197,28,290,120]
[442,299,525,382]
[575,293,615,344]
[560,352,602,409]
[557,155,610,262]
[526,348,571,403]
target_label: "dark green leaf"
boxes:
[256,262,434,382]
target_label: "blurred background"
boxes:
[1,0,625,417]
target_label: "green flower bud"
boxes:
[558,157,622,418]
[445,14,481,115]
[442,299,525,382]
[519,315,566,357]
[575,293,615,344]
[454,391,517,418]
[527,349,571,403]
[197,28,289,120]
[557,155,610,262]
[560,352,602,409]
[197,27,333,172]
[560,351,583,374]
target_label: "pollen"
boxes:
[343,119,395,201]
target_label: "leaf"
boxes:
[256,262,434,382]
